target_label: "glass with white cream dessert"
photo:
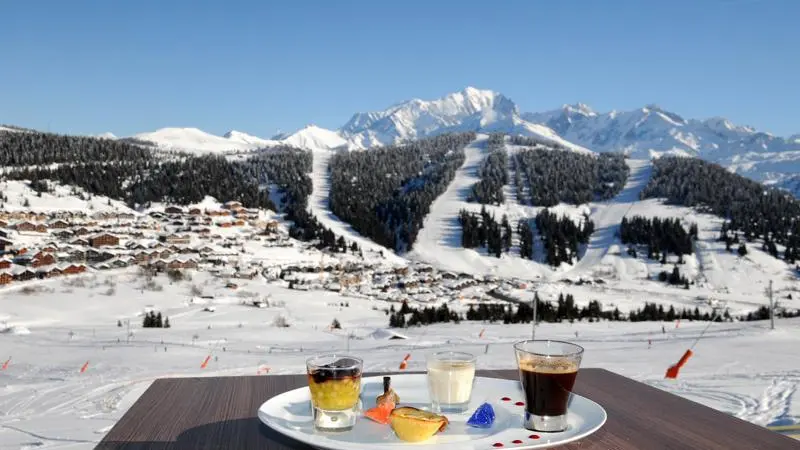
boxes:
[426,351,476,413]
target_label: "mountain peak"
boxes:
[562,103,596,116]
[132,127,274,154]
[92,132,117,140]
[281,125,347,150]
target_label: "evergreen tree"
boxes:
[738,243,748,257]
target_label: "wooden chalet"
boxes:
[32,253,56,268]
[88,233,120,248]
[0,237,12,252]
[13,221,37,232]
[12,266,37,281]
[48,219,70,229]
[61,264,87,275]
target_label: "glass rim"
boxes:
[428,350,477,362]
[513,339,584,358]
[305,353,363,369]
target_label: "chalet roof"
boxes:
[88,232,118,239]
[35,264,60,273]
[11,265,35,275]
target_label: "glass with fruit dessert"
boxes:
[426,351,476,413]
[306,354,363,431]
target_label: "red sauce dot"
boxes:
[514,401,525,406]
[512,439,523,444]
[493,443,504,448]
[501,397,511,401]
[529,434,540,439]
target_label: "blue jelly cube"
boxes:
[467,402,495,428]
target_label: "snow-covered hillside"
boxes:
[57,87,798,193]
[339,87,589,152]
[281,125,349,150]
[522,103,800,190]
[1,268,798,448]
[0,180,135,214]
[131,127,278,154]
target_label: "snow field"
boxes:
[1,268,799,448]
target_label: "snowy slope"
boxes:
[406,135,587,279]
[523,104,800,190]
[223,130,274,147]
[339,87,590,153]
[281,125,349,150]
[131,127,279,154]
[308,149,404,264]
[91,132,117,140]
[0,180,136,214]
[1,269,799,448]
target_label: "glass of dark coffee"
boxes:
[514,340,584,432]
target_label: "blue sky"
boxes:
[1,0,798,137]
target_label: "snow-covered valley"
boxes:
[1,268,799,448]
[3,90,800,448]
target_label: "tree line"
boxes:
[513,148,629,206]
[387,295,795,328]
[329,132,475,252]
[456,207,594,266]
[620,216,697,262]
[0,129,358,252]
[457,207,512,257]
[534,209,594,266]
[469,133,507,205]
[641,157,800,262]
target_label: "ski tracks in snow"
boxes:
[559,159,653,280]
[406,136,553,279]
[652,371,800,427]
[308,150,404,264]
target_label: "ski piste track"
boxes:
[557,159,652,280]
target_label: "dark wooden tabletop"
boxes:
[95,368,799,450]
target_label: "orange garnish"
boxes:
[364,401,395,424]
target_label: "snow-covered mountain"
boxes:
[522,104,795,159]
[522,103,800,188]
[223,130,274,147]
[81,86,800,192]
[129,126,345,153]
[280,125,348,150]
[339,87,589,152]
[131,127,278,154]
[92,132,117,140]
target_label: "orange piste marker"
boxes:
[80,361,90,373]
[200,355,211,369]
[1,357,10,370]
[665,349,693,379]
